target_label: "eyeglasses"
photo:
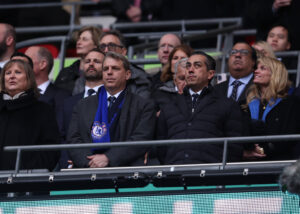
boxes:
[99,43,123,51]
[230,49,250,56]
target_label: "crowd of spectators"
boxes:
[0,0,300,171]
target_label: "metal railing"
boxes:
[4,134,300,173]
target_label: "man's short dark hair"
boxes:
[99,30,126,48]
[191,51,216,71]
[103,51,130,71]
[11,52,33,69]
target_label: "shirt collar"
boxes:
[38,80,51,95]
[189,88,202,96]
[3,91,26,100]
[229,73,253,85]
[107,90,123,99]
[84,84,103,98]
[0,60,9,69]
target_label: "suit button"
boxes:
[187,122,192,126]
[185,154,189,158]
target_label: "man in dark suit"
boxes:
[214,42,257,106]
[68,52,155,168]
[25,46,70,124]
[157,51,244,164]
[61,48,105,139]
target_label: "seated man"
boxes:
[157,51,244,165]
[68,52,156,168]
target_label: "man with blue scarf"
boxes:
[67,52,155,168]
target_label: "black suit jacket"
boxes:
[67,90,156,168]
[214,78,253,106]
[39,83,70,128]
[60,92,84,138]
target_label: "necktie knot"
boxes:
[108,96,116,109]
[230,80,242,101]
[87,89,96,97]
[232,80,242,88]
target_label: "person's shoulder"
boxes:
[126,90,155,107]
[48,83,71,96]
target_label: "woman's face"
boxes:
[171,50,188,73]
[254,62,272,87]
[4,64,28,97]
[76,30,97,56]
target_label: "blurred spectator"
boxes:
[265,24,297,85]
[173,58,188,95]
[25,46,70,126]
[244,0,300,50]
[252,41,276,58]
[157,51,244,164]
[266,25,291,52]
[151,33,182,90]
[214,42,257,106]
[0,60,60,171]
[68,52,155,168]
[152,45,192,110]
[243,57,300,160]
[0,23,16,71]
[111,0,163,22]
[55,26,102,94]
[99,30,152,98]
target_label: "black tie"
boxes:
[108,96,116,109]
[87,89,96,97]
[230,80,242,101]
[192,94,199,109]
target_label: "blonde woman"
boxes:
[244,56,300,160]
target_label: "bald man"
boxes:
[152,33,181,89]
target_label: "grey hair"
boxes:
[174,58,188,78]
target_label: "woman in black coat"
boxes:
[0,59,60,171]
[244,56,300,160]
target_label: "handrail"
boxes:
[0,1,97,9]
[4,134,300,173]
[111,17,242,30]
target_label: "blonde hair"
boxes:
[246,57,290,105]
[252,41,276,59]
[0,59,39,98]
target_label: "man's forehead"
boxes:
[100,34,121,45]
[159,34,180,45]
[188,54,206,63]
[86,51,103,58]
[233,43,251,51]
[103,57,122,65]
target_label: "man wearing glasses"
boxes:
[157,51,244,165]
[215,42,257,106]
[99,30,152,98]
